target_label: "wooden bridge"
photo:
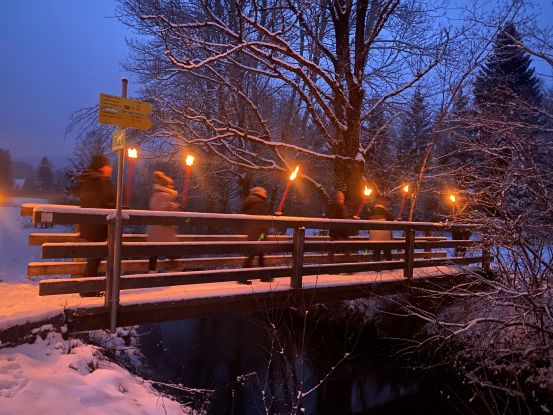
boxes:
[21,203,488,332]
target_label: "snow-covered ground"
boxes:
[0,326,188,415]
[0,198,190,414]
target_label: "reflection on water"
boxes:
[136,312,462,414]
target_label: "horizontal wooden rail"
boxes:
[28,252,448,277]
[38,256,483,296]
[26,203,479,232]
[28,232,447,246]
[40,239,477,260]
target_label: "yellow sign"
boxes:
[99,109,153,130]
[99,93,152,115]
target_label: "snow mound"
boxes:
[0,328,189,414]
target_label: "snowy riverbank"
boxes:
[0,198,191,414]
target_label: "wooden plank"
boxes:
[29,204,480,232]
[65,272,477,331]
[41,240,415,259]
[29,232,448,246]
[413,240,478,249]
[28,251,447,276]
[38,256,482,296]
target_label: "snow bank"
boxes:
[0,327,188,414]
[0,198,70,284]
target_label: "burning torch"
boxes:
[354,186,373,218]
[124,148,138,208]
[275,166,300,215]
[398,184,410,219]
[449,194,457,216]
[181,154,195,207]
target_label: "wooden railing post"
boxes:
[482,237,492,275]
[424,230,432,254]
[291,227,305,289]
[404,227,415,279]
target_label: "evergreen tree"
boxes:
[474,22,541,111]
[469,22,544,219]
[36,157,54,193]
[397,89,432,175]
[0,148,13,194]
[364,100,395,192]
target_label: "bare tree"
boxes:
[117,0,453,208]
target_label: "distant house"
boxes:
[14,178,25,191]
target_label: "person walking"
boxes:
[368,200,395,261]
[239,186,271,284]
[76,155,116,296]
[328,191,352,262]
[328,191,351,240]
[147,171,179,272]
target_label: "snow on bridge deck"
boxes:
[1,265,470,336]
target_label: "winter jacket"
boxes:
[368,204,395,241]
[147,184,179,242]
[328,201,351,240]
[241,194,268,241]
[76,171,116,241]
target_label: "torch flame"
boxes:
[185,154,195,167]
[364,186,372,197]
[127,148,138,159]
[403,184,409,193]
[289,166,300,181]
[449,194,456,203]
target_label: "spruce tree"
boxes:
[36,157,54,193]
[470,22,544,218]
[397,89,432,175]
[474,22,541,111]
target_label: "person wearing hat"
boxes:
[368,199,395,261]
[147,171,179,272]
[239,186,271,283]
[76,154,116,293]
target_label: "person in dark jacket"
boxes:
[328,191,351,240]
[369,200,395,261]
[77,155,116,282]
[240,186,270,284]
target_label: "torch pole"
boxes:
[182,166,191,207]
[355,197,367,218]
[109,77,127,333]
[275,180,292,215]
[398,193,406,219]
[124,157,135,208]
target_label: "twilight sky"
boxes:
[0,1,551,168]
[0,1,134,165]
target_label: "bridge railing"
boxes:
[21,203,486,328]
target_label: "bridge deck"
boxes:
[61,264,473,330]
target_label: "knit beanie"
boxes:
[250,187,268,199]
[89,155,110,172]
[153,171,174,187]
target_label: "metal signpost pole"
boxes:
[109,78,128,332]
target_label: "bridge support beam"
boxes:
[404,228,415,279]
[291,227,305,289]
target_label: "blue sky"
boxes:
[0,0,551,167]
[0,1,132,165]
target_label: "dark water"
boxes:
[135,311,468,414]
